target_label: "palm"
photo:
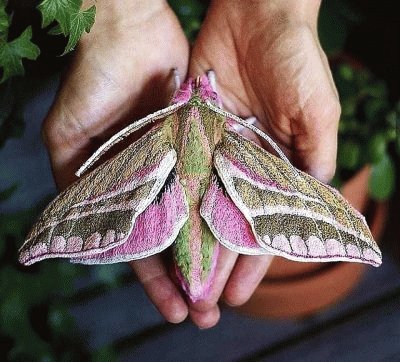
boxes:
[190,2,340,181]
[44,2,189,189]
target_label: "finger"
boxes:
[129,256,188,324]
[189,246,238,313]
[189,304,221,330]
[223,254,274,306]
[291,94,341,183]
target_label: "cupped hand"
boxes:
[188,0,341,325]
[42,0,193,326]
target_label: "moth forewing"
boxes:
[19,126,178,266]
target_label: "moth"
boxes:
[19,72,382,302]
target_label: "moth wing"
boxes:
[200,172,268,255]
[213,130,382,266]
[74,171,189,264]
[19,126,178,265]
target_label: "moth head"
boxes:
[192,74,219,105]
[172,74,220,106]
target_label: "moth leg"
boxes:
[172,68,181,91]
[206,70,217,93]
[245,116,257,125]
[206,70,223,109]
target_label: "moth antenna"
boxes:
[172,68,181,91]
[206,70,223,108]
[207,70,217,93]
[206,102,298,176]
[229,116,257,132]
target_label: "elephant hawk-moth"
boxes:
[19,72,382,302]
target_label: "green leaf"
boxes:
[47,24,63,36]
[48,306,74,334]
[337,140,360,170]
[369,154,396,200]
[339,64,354,81]
[0,26,40,83]
[63,5,96,54]
[364,97,387,122]
[38,0,96,54]
[168,0,206,41]
[0,2,10,36]
[367,133,387,164]
[37,0,81,34]
[0,80,26,147]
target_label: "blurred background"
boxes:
[1,0,399,361]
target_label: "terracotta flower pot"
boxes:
[236,166,388,319]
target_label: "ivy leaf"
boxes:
[37,0,81,35]
[38,0,96,54]
[47,24,63,36]
[63,5,95,54]
[368,154,396,200]
[0,26,40,83]
[0,2,10,36]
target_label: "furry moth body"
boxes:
[19,73,382,301]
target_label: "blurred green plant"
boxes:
[0,193,123,360]
[333,63,399,200]
[168,0,206,41]
[318,1,399,200]
[0,192,91,360]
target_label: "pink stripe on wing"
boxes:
[201,177,264,254]
[79,175,188,262]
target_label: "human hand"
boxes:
[189,0,341,325]
[42,0,192,325]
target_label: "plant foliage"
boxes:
[0,0,40,83]
[38,0,96,54]
[0,0,96,83]
[333,63,399,199]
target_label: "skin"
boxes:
[42,0,340,329]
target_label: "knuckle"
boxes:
[41,105,89,152]
[41,116,59,149]
[321,162,337,184]
[304,97,341,129]
[224,287,249,307]
[191,299,217,312]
